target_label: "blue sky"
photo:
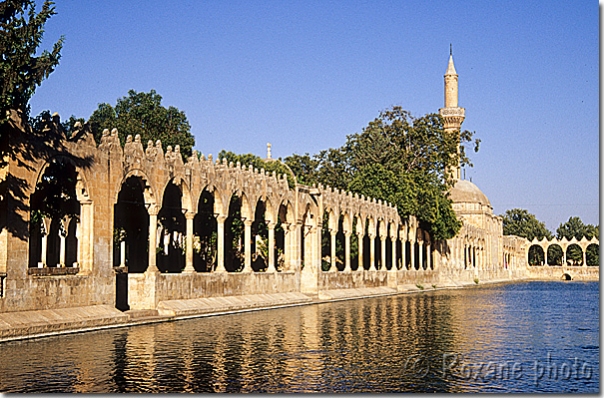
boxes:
[29,0,598,232]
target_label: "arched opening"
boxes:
[157,181,186,273]
[566,244,583,266]
[274,203,290,271]
[193,189,217,272]
[562,273,572,281]
[350,216,359,271]
[374,221,382,270]
[251,199,268,272]
[335,215,345,271]
[586,243,599,266]
[405,240,412,270]
[224,194,244,272]
[528,245,545,266]
[113,176,149,273]
[362,221,371,270]
[29,157,81,268]
[547,244,563,266]
[414,241,420,270]
[321,211,331,271]
[385,224,393,270]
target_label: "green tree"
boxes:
[286,106,479,241]
[501,208,553,265]
[556,216,599,266]
[0,1,91,240]
[502,208,553,241]
[88,89,195,157]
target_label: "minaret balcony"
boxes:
[439,107,465,117]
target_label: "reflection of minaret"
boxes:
[439,45,465,181]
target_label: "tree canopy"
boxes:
[284,106,479,241]
[88,89,195,157]
[501,208,553,241]
[556,216,599,241]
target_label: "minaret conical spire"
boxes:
[439,47,465,182]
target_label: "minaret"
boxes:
[439,46,465,182]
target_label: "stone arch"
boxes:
[566,243,583,266]
[528,244,545,266]
[547,244,563,266]
[251,197,268,272]
[113,175,152,273]
[224,193,245,272]
[193,187,217,272]
[586,243,599,266]
[156,180,187,273]
[28,155,89,270]
[562,273,573,281]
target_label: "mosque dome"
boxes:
[449,179,491,208]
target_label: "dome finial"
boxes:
[450,43,452,56]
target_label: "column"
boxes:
[544,245,549,266]
[582,249,586,267]
[183,212,195,273]
[380,236,386,270]
[267,222,276,272]
[426,242,431,270]
[390,236,397,271]
[344,231,351,272]
[401,239,406,270]
[59,220,66,267]
[148,207,159,273]
[243,219,252,272]
[369,234,376,270]
[410,241,416,270]
[120,240,126,267]
[330,230,337,271]
[40,233,47,268]
[418,241,423,270]
[357,231,364,271]
[215,215,227,273]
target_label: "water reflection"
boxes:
[0,281,598,393]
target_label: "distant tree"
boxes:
[502,208,553,241]
[285,106,479,241]
[88,89,195,157]
[556,216,599,265]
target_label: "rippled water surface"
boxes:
[0,281,598,393]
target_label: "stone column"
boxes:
[215,215,227,273]
[357,231,364,271]
[147,207,159,273]
[243,219,253,272]
[380,236,386,270]
[344,231,351,272]
[183,212,196,273]
[544,246,549,266]
[59,220,66,267]
[390,236,397,271]
[369,234,376,270]
[267,222,276,272]
[330,230,337,272]
[582,250,587,267]
[410,241,416,270]
[401,239,406,270]
[418,241,424,270]
[120,240,126,267]
[40,233,47,268]
[426,242,431,270]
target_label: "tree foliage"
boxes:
[88,89,195,157]
[556,216,599,266]
[0,0,63,125]
[501,208,553,241]
[284,106,479,241]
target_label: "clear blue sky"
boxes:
[29,0,599,232]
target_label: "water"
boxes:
[0,281,598,393]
